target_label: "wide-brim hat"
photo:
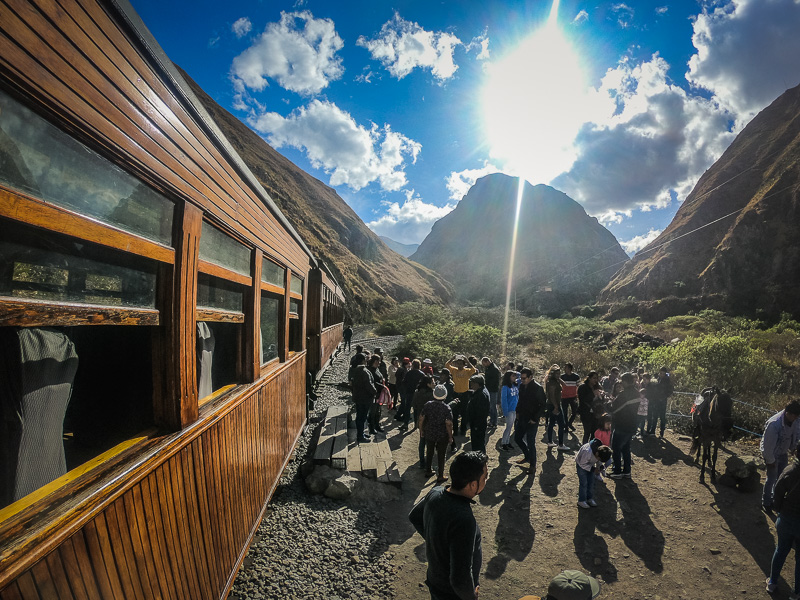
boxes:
[433,385,448,400]
[547,570,601,600]
[423,358,432,364]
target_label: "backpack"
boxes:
[378,384,391,407]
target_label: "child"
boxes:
[575,439,612,508]
[593,415,613,480]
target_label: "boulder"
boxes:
[305,465,341,495]
[723,455,761,493]
[324,474,359,500]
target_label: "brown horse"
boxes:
[690,386,734,483]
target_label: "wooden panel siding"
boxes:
[0,353,307,599]
[321,323,344,370]
[0,0,311,276]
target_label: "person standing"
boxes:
[445,355,477,436]
[601,367,620,396]
[351,354,376,443]
[467,375,490,454]
[366,354,386,434]
[561,363,580,432]
[408,452,488,600]
[545,365,568,451]
[342,325,353,351]
[762,401,800,513]
[398,359,424,430]
[766,446,800,596]
[413,375,436,468]
[419,385,455,482]
[500,370,519,451]
[647,367,672,437]
[608,372,640,479]
[514,368,546,470]
[481,357,502,427]
[388,357,400,410]
[577,372,599,444]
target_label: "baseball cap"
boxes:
[547,570,600,600]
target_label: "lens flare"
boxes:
[501,176,526,357]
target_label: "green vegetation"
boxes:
[377,304,800,435]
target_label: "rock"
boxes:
[324,474,359,500]
[305,465,341,495]
[299,459,316,478]
[710,548,721,555]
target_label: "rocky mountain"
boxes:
[177,68,452,321]
[599,83,800,319]
[379,236,419,258]
[411,174,629,313]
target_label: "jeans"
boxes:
[489,391,499,426]
[355,403,370,440]
[577,465,595,502]
[647,399,668,435]
[581,413,596,444]
[457,393,471,435]
[515,422,539,464]
[502,410,516,445]
[770,512,800,592]
[398,391,412,425]
[418,433,426,465]
[546,411,566,445]
[611,429,635,474]
[561,397,578,426]
[425,437,449,477]
[764,454,790,507]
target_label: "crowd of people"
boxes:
[345,342,800,599]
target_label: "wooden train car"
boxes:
[306,263,346,381]
[0,0,342,597]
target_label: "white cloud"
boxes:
[231,11,343,95]
[572,10,589,24]
[357,13,462,81]
[367,191,455,243]
[249,100,421,192]
[687,0,800,125]
[446,162,503,200]
[232,17,252,38]
[551,54,735,219]
[655,6,668,15]
[621,228,663,255]
[611,3,635,28]
[466,34,490,60]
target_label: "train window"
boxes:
[289,298,300,315]
[261,257,284,288]
[260,293,280,364]
[197,273,244,313]
[199,222,251,277]
[0,323,154,511]
[289,300,302,352]
[0,218,157,308]
[290,274,303,296]
[0,89,174,246]
[196,321,240,401]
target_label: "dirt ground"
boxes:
[376,411,787,600]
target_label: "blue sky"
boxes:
[131,0,800,254]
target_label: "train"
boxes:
[0,0,345,597]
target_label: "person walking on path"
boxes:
[766,446,800,597]
[343,325,353,352]
[398,359,425,431]
[762,401,800,513]
[419,384,455,482]
[409,451,488,600]
[514,368,547,470]
[351,354,376,443]
[560,363,580,432]
[481,357,502,427]
[608,372,640,479]
[445,355,477,436]
[366,354,386,435]
[500,370,519,451]
[467,374,491,454]
[577,372,599,444]
[414,375,436,468]
[545,365,568,451]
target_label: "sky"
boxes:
[130,0,800,255]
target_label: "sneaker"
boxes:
[766,578,777,594]
[623,473,632,479]
[789,592,799,600]
[577,501,590,509]
[547,442,557,448]
[587,499,598,507]
[608,471,625,479]
[557,444,570,451]
[424,471,435,478]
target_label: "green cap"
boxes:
[547,570,601,600]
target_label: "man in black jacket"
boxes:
[609,372,640,479]
[351,353,376,443]
[481,357,502,427]
[514,368,547,470]
[409,451,488,600]
[467,375,491,454]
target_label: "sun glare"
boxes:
[482,0,590,185]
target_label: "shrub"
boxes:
[373,302,449,335]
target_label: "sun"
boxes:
[481,1,591,185]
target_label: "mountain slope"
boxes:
[379,236,419,258]
[411,174,628,313]
[600,83,800,318]
[177,68,453,320]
